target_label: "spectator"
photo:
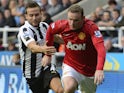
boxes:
[0,10,5,27]
[7,41,18,51]
[8,0,24,26]
[12,53,21,65]
[18,14,25,26]
[0,0,8,12]
[3,8,17,38]
[104,38,122,52]
[40,0,51,11]
[107,0,122,12]
[61,0,71,10]
[0,40,5,51]
[17,0,26,14]
[47,0,63,16]
[97,10,113,27]
[120,36,124,52]
[3,8,16,27]
[89,12,99,23]
[112,8,124,27]
[121,6,124,16]
[95,6,104,22]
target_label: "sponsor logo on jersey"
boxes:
[66,41,86,50]
[94,30,102,37]
[78,32,86,40]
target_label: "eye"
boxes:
[35,14,39,16]
[29,14,33,17]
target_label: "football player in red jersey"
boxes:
[45,4,106,93]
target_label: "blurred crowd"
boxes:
[0,0,124,65]
[0,0,81,51]
[89,0,124,27]
[0,0,81,28]
[88,0,124,53]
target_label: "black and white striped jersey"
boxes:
[17,21,49,78]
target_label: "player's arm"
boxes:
[54,34,64,44]
[27,41,56,55]
[20,27,56,55]
[90,24,106,85]
[90,24,106,70]
[46,21,63,46]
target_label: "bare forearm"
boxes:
[29,44,45,53]
[27,41,56,55]
[54,35,64,44]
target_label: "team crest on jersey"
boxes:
[94,30,102,37]
[78,32,86,40]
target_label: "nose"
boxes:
[69,20,75,27]
[32,15,36,20]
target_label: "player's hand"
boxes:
[41,55,51,67]
[42,41,56,55]
[94,70,104,85]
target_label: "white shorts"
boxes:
[62,63,83,84]
[62,63,96,93]
[62,63,94,84]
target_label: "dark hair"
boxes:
[103,10,111,16]
[25,1,41,14]
[68,4,84,16]
[108,0,117,5]
[113,9,120,16]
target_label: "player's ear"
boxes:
[25,14,28,20]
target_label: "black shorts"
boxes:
[26,65,60,93]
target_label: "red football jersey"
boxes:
[46,19,106,76]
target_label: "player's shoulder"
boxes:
[18,21,32,35]
[19,21,29,31]
[84,18,98,29]
[51,19,68,29]
[19,24,27,34]
[39,22,49,30]
[48,19,68,31]
[84,18,96,26]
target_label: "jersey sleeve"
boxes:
[46,20,63,46]
[19,27,35,46]
[89,24,106,70]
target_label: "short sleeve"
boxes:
[19,27,35,46]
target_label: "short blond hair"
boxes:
[68,4,84,16]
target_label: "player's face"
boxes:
[67,11,84,30]
[25,7,41,27]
